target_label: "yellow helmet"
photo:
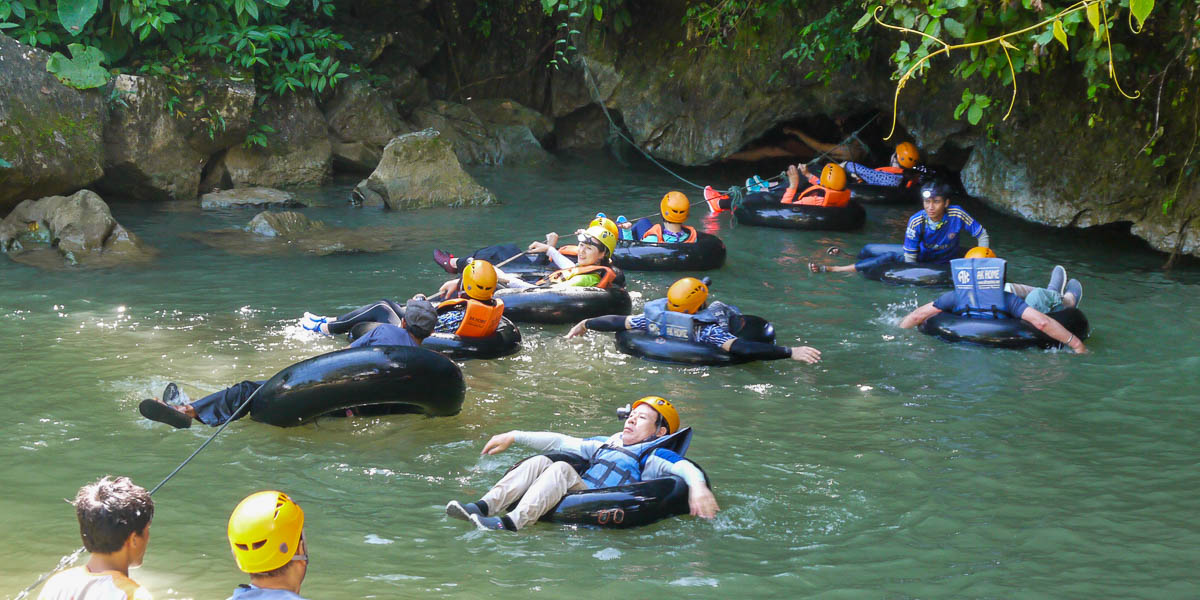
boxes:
[461,259,497,301]
[666,277,708,314]
[580,225,616,256]
[227,491,305,574]
[632,396,680,434]
[589,216,619,240]
[660,191,690,224]
[965,246,997,259]
[895,142,920,168]
[820,163,847,191]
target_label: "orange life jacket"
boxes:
[557,244,579,257]
[877,166,904,174]
[437,297,504,338]
[785,185,851,207]
[876,165,918,188]
[642,223,698,244]
[537,264,617,288]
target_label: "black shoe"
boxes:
[445,501,483,521]
[161,382,190,406]
[433,249,458,274]
[139,399,193,429]
[469,514,515,531]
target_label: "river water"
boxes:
[3,155,1198,599]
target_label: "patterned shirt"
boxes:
[629,315,736,346]
[903,206,983,263]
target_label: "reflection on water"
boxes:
[2,154,1199,599]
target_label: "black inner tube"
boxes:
[495,286,632,324]
[614,316,775,366]
[919,307,1090,349]
[612,232,727,271]
[733,191,866,231]
[860,261,952,287]
[848,182,919,205]
[348,319,522,360]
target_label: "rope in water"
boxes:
[14,387,264,600]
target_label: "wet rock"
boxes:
[554,105,610,150]
[466,98,554,147]
[200,187,303,209]
[247,211,325,237]
[411,100,502,165]
[217,94,332,188]
[493,125,551,165]
[185,210,393,256]
[324,80,409,173]
[0,189,155,268]
[353,128,495,210]
[0,34,105,213]
[373,61,431,117]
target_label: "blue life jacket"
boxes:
[579,428,693,489]
[643,298,740,342]
[949,257,1009,319]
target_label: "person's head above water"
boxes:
[228,491,308,586]
[660,191,690,223]
[667,277,708,314]
[920,180,953,221]
[576,225,616,266]
[620,396,680,445]
[402,297,437,339]
[964,246,997,259]
[589,215,620,239]
[74,476,154,565]
[460,259,497,301]
[820,163,847,191]
[894,142,920,168]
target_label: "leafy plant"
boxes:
[45,42,109,89]
[242,123,275,148]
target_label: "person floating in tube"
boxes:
[301,260,505,341]
[809,180,989,275]
[431,217,620,275]
[565,277,822,363]
[137,298,439,429]
[840,141,929,188]
[898,247,1088,353]
[610,191,700,244]
[445,396,717,531]
[226,491,312,600]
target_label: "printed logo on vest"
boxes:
[957,270,971,284]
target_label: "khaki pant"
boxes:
[480,456,587,529]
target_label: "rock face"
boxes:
[0,189,154,268]
[0,35,105,213]
[466,98,555,147]
[185,210,394,256]
[218,94,332,188]
[353,128,495,209]
[324,80,409,173]
[200,187,303,209]
[411,100,503,165]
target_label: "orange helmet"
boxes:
[666,277,708,314]
[631,396,680,434]
[895,142,920,168]
[965,247,997,259]
[820,163,847,191]
[660,191,690,224]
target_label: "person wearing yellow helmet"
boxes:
[840,141,929,188]
[226,491,311,600]
[430,258,506,338]
[619,191,700,244]
[566,277,822,363]
[445,396,717,531]
[483,225,621,291]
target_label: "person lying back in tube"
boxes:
[565,277,822,364]
[898,247,1088,353]
[810,180,989,275]
[611,191,700,244]
[445,396,717,531]
[137,298,439,429]
[302,260,505,340]
[786,162,851,207]
[840,141,929,188]
[437,225,622,298]
[431,216,620,275]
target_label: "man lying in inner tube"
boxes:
[445,396,717,531]
[810,180,990,275]
[789,162,850,207]
[565,277,822,364]
[137,298,440,429]
[898,248,1088,353]
[302,260,505,341]
[612,191,699,244]
[840,141,929,188]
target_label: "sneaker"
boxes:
[745,175,769,193]
[433,249,458,274]
[1064,279,1083,308]
[704,186,729,213]
[1047,265,1067,295]
[161,382,190,406]
[469,514,514,531]
[445,501,483,522]
[138,399,193,429]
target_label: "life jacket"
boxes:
[949,257,1010,320]
[537,264,617,288]
[579,428,693,489]
[436,297,504,338]
[643,298,740,342]
[876,165,921,188]
[642,223,698,244]
[791,184,851,207]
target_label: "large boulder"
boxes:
[0,189,154,268]
[0,35,105,213]
[353,128,495,210]
[200,187,304,209]
[97,72,256,202]
[324,80,410,173]
[184,210,394,256]
[411,101,503,165]
[218,94,332,188]
[466,98,555,147]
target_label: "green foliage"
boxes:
[954,88,991,125]
[539,0,631,68]
[243,123,275,148]
[45,42,109,89]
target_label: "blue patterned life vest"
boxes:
[949,257,1009,319]
[643,298,740,342]
[579,428,692,489]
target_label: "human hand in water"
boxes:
[788,164,802,188]
[688,484,719,518]
[565,320,589,338]
[790,346,821,363]
[481,432,516,455]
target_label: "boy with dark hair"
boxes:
[39,476,154,600]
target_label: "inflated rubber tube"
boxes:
[611,232,726,271]
[495,286,632,324]
[848,182,919,205]
[348,319,522,360]
[613,314,776,366]
[250,345,465,426]
[919,308,1090,349]
[733,190,866,231]
[860,261,952,287]
[542,475,691,528]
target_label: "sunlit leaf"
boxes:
[1086,2,1101,35]
[1052,20,1068,51]
[1130,0,1153,30]
[852,9,874,32]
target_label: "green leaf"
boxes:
[1129,0,1153,30]
[852,8,875,32]
[57,0,98,34]
[264,0,288,6]
[1086,2,1101,35]
[942,17,965,39]
[967,104,983,125]
[1052,20,1068,51]
[0,23,17,29]
[46,43,110,89]
[593,4,601,21]
[244,0,259,20]
[11,0,24,20]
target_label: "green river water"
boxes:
[2,155,1198,599]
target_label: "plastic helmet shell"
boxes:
[820,163,847,191]
[228,491,305,574]
[896,142,920,168]
[965,246,997,259]
[666,277,708,315]
[589,216,620,240]
[581,225,617,256]
[632,396,680,434]
[461,259,498,301]
[660,191,690,223]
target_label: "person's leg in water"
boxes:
[811,243,905,274]
[306,300,405,336]
[447,456,586,531]
[139,380,264,428]
[434,244,535,274]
